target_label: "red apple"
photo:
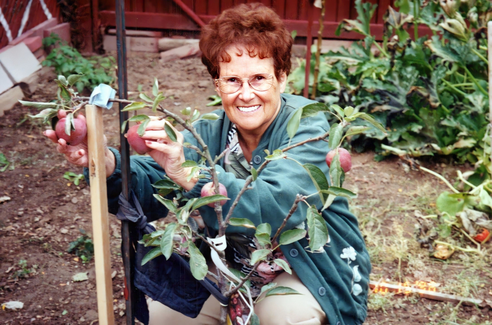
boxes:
[325,148,352,173]
[125,124,150,155]
[201,182,228,207]
[55,115,87,145]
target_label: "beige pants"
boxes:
[148,271,327,325]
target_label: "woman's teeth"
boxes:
[238,105,260,112]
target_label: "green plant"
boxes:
[67,230,94,263]
[288,0,490,164]
[42,33,116,92]
[0,152,12,172]
[10,259,36,279]
[63,171,85,186]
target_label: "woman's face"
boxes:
[216,44,287,139]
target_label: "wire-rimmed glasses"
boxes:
[215,74,274,94]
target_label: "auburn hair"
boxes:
[199,3,293,80]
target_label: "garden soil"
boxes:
[0,53,491,324]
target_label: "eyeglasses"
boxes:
[215,74,274,94]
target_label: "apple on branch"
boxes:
[325,147,352,173]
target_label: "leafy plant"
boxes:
[0,152,12,172]
[67,230,94,263]
[63,171,85,186]
[42,33,116,92]
[287,0,492,256]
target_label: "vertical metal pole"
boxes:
[304,0,314,99]
[115,0,135,324]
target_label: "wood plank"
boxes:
[284,0,298,19]
[208,0,220,15]
[272,0,286,19]
[336,0,350,20]
[133,0,144,12]
[324,0,337,22]
[376,0,392,24]
[221,0,234,12]
[86,104,115,325]
[98,10,404,40]
[194,0,207,15]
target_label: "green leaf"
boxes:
[192,195,229,210]
[152,93,165,112]
[301,102,330,118]
[303,163,329,202]
[129,114,150,123]
[279,228,307,246]
[329,152,343,187]
[265,149,286,161]
[306,206,328,251]
[164,123,177,142]
[350,112,387,134]
[181,107,191,115]
[188,241,207,280]
[141,247,162,266]
[344,126,370,139]
[436,192,470,216]
[328,123,343,150]
[256,223,271,236]
[251,167,258,181]
[228,218,256,229]
[286,107,303,139]
[152,78,159,97]
[206,95,222,107]
[137,119,150,137]
[57,75,68,86]
[200,113,220,120]
[139,93,153,103]
[64,112,74,136]
[153,194,178,213]
[321,187,357,199]
[152,178,180,190]
[273,259,292,274]
[181,160,198,168]
[250,249,270,265]
[160,223,177,259]
[67,74,82,86]
[28,108,58,124]
[255,233,271,247]
[121,101,146,111]
[265,286,301,297]
[20,100,58,109]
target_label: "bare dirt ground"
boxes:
[0,53,491,324]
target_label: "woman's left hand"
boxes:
[142,118,197,191]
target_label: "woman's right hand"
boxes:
[43,110,115,177]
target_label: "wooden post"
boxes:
[488,21,492,148]
[86,104,115,325]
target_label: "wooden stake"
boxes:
[86,104,115,325]
[369,281,483,306]
[488,21,492,147]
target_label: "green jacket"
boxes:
[106,94,370,325]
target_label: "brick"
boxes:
[107,28,163,38]
[33,47,46,60]
[0,43,41,83]
[10,30,35,46]
[103,35,158,53]
[22,36,43,52]
[29,18,58,38]
[0,45,13,54]
[159,43,201,63]
[18,71,41,95]
[0,64,14,95]
[44,23,71,45]
[158,37,199,52]
[0,86,24,117]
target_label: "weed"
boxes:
[0,153,12,172]
[67,229,94,263]
[42,33,116,92]
[10,259,36,279]
[63,171,85,186]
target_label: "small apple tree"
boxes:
[24,75,385,324]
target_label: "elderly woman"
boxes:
[46,3,370,325]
